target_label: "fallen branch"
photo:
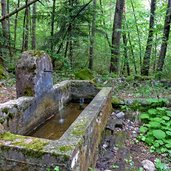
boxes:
[0,0,40,22]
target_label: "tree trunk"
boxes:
[14,0,20,51]
[122,31,130,76]
[7,0,12,59]
[1,0,8,39]
[31,2,36,49]
[110,0,125,73]
[157,0,171,72]
[130,0,142,70]
[141,0,156,76]
[68,0,73,67]
[22,0,30,51]
[152,33,157,72]
[89,0,96,70]
[50,0,56,52]
[124,17,137,74]
[99,0,111,48]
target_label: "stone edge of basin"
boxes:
[0,81,112,171]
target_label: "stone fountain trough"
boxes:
[0,51,112,171]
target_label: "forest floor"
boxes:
[96,110,170,171]
[0,77,171,171]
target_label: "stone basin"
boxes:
[0,80,112,171]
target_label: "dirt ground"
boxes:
[96,112,170,171]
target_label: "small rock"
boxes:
[111,112,116,116]
[132,132,137,138]
[141,159,155,171]
[115,119,123,129]
[116,111,125,119]
[102,143,108,149]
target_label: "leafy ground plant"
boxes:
[155,158,170,171]
[47,166,60,171]
[139,107,171,155]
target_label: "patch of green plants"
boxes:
[47,166,60,171]
[139,107,171,155]
[155,158,170,171]
[121,98,168,112]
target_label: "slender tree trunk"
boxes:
[130,0,142,70]
[1,0,8,39]
[110,0,125,73]
[7,0,12,58]
[68,0,74,67]
[31,2,36,49]
[89,0,96,70]
[99,0,111,48]
[122,31,130,76]
[121,0,130,76]
[157,0,171,72]
[125,17,137,74]
[141,0,156,76]
[64,41,69,58]
[14,0,20,51]
[152,33,157,72]
[22,0,30,51]
[51,0,56,52]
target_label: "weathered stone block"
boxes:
[16,50,53,98]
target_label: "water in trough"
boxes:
[28,102,87,140]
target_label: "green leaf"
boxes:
[145,135,154,145]
[141,136,146,141]
[153,117,163,122]
[152,130,166,140]
[139,126,148,133]
[166,110,171,117]
[140,113,150,120]
[157,107,166,110]
[148,109,157,115]
[165,143,171,149]
[149,121,161,128]
[155,140,164,145]
[54,166,60,171]
[161,147,167,153]
[162,116,170,120]
[166,131,171,136]
[154,142,159,147]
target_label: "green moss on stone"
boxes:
[72,124,86,136]
[8,113,14,119]
[28,50,45,58]
[0,118,5,124]
[14,139,48,151]
[0,65,6,79]
[59,145,73,152]
[2,108,9,114]
[112,97,122,105]
[112,97,123,107]
[74,69,94,80]
[0,132,18,141]
[23,86,34,96]
[0,132,48,158]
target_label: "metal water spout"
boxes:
[79,98,84,109]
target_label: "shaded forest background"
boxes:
[1,0,171,79]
